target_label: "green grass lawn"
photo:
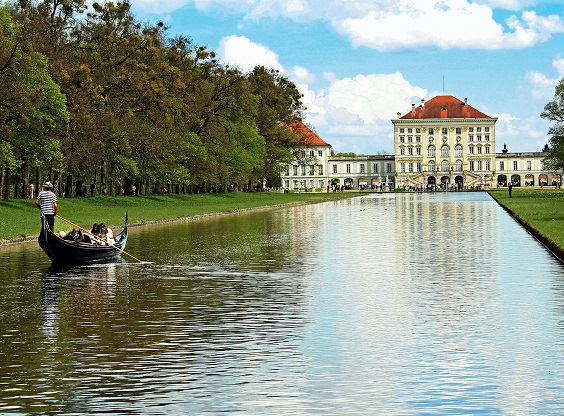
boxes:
[0,191,361,243]
[489,187,564,252]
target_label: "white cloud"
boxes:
[216,35,284,72]
[130,0,564,51]
[525,58,564,101]
[492,112,549,151]
[299,72,428,153]
[291,66,316,84]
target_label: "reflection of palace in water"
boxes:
[281,95,562,191]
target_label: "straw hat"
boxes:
[43,181,53,188]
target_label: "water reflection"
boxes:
[1,193,564,414]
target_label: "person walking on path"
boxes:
[508,182,513,198]
[35,181,58,230]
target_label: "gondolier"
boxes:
[35,181,58,230]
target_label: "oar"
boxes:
[56,214,145,263]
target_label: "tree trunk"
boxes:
[3,168,10,200]
[21,162,30,199]
[66,173,73,198]
[35,166,42,199]
[100,160,107,195]
[13,170,21,199]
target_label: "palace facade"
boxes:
[281,95,562,191]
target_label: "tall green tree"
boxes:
[541,77,564,172]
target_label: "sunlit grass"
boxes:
[489,187,564,252]
[0,191,360,242]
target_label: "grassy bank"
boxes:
[0,191,361,243]
[489,187,564,255]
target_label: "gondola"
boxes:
[39,213,129,265]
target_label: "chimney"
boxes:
[411,103,415,112]
[464,98,467,105]
[421,99,425,107]
[397,112,401,118]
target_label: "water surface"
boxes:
[1,192,564,414]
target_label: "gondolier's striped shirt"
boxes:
[37,190,58,215]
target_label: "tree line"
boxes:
[0,1,307,199]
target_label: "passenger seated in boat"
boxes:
[99,225,115,245]
[61,228,94,244]
[91,223,100,236]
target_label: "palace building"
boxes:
[281,95,561,191]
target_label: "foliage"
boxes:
[541,77,564,171]
[0,2,305,199]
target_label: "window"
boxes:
[469,135,474,142]
[469,146,474,154]
[469,127,474,132]
[416,162,421,172]
[428,145,436,157]
[373,163,378,173]
[400,147,405,155]
[442,128,448,134]
[408,147,413,155]
[455,159,462,171]
[400,162,405,172]
[399,128,405,133]
[527,161,531,170]
[454,144,463,157]
[416,128,421,133]
[400,136,405,143]
[500,161,505,171]
[293,166,298,175]
[428,161,436,172]
[485,146,490,154]
[387,163,392,173]
[318,150,323,157]
[485,127,490,132]
[456,128,461,134]
[408,162,413,172]
[477,146,482,154]
[477,127,482,132]
[333,164,337,174]
[407,128,412,133]
[477,135,482,141]
[318,165,323,175]
[416,147,421,155]
[441,160,450,172]
[485,135,490,141]
[485,161,490,170]
[309,150,315,157]
[441,145,449,157]
[513,161,518,170]
[429,128,434,135]
[477,161,482,171]
[416,135,421,142]
[360,164,365,174]
[408,136,413,143]
[469,161,475,171]
[346,164,351,173]
[301,165,306,175]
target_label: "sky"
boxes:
[129,0,564,155]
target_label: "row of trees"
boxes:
[0,1,307,199]
[542,78,564,172]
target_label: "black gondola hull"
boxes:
[39,215,129,265]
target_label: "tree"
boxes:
[541,77,564,171]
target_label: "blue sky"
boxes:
[130,0,564,155]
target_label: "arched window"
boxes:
[441,145,450,157]
[454,144,463,157]
[428,160,436,172]
[428,145,436,157]
[455,159,463,172]
[441,160,450,172]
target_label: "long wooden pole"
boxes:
[56,214,144,263]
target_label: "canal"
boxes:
[1,192,564,414]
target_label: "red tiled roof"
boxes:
[399,95,491,119]
[283,117,330,147]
